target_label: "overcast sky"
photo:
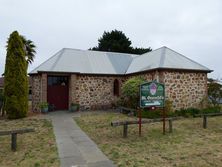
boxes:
[1,0,221,79]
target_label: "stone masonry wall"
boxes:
[31,70,208,112]
[72,75,125,110]
[41,73,47,103]
[31,73,47,112]
[135,71,208,110]
[162,71,207,110]
[69,74,77,108]
[31,74,41,112]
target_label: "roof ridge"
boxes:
[130,46,166,61]
[63,48,83,51]
[29,49,64,74]
[50,48,65,71]
[125,46,166,73]
[165,47,212,71]
[123,55,135,74]
[91,50,140,56]
[64,47,139,56]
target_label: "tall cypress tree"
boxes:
[4,31,28,119]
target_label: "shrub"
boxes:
[121,77,145,108]
[201,106,220,114]
[175,108,201,117]
[4,31,28,119]
[135,105,221,119]
[70,103,79,111]
[39,102,49,109]
[174,106,221,117]
[208,81,222,106]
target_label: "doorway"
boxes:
[47,76,69,110]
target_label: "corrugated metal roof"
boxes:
[30,48,137,74]
[29,46,212,75]
[126,47,211,74]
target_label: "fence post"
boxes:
[203,115,207,129]
[11,133,17,151]
[169,119,173,133]
[123,123,128,138]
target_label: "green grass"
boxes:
[0,118,59,167]
[75,112,222,167]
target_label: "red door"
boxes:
[47,76,69,110]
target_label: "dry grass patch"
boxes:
[75,112,222,167]
[0,117,59,167]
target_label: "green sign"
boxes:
[140,81,165,108]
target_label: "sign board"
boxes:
[140,81,165,108]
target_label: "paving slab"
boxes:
[47,111,116,167]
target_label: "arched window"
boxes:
[113,79,119,96]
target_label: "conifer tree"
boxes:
[4,31,28,119]
[90,30,152,54]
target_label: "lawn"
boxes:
[0,117,59,167]
[75,112,222,167]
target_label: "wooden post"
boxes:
[123,123,128,138]
[169,119,172,133]
[203,115,207,129]
[138,108,142,137]
[163,107,166,135]
[11,133,17,151]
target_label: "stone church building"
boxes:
[29,46,212,112]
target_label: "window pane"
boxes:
[48,76,68,86]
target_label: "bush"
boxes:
[202,106,221,114]
[70,103,79,111]
[39,102,49,109]
[4,31,28,119]
[134,105,221,119]
[208,81,222,106]
[121,77,145,108]
[175,108,201,117]
[174,106,221,117]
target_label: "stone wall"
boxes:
[31,74,41,112]
[162,71,207,109]
[72,75,125,110]
[69,74,77,107]
[31,70,208,112]
[133,71,208,110]
[41,73,47,103]
[31,73,47,112]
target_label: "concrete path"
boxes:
[47,111,115,167]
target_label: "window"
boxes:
[47,76,68,86]
[113,79,119,96]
